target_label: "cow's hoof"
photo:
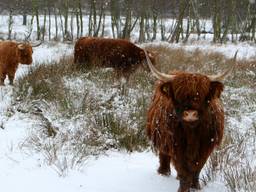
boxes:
[178,180,192,192]
[191,182,201,190]
[157,167,171,176]
[177,187,190,192]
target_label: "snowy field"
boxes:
[0,15,255,192]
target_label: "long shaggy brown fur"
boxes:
[147,72,224,192]
[0,41,33,85]
[74,37,155,80]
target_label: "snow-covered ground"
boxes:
[0,15,255,192]
[0,41,254,192]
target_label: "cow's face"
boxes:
[18,43,33,65]
[159,73,224,126]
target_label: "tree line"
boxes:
[1,0,256,43]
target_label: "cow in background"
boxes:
[74,37,156,81]
[145,49,237,192]
[0,41,40,85]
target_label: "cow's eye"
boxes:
[162,86,168,94]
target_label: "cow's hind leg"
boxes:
[158,152,171,176]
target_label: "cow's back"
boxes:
[74,37,143,69]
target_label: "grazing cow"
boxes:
[74,37,156,81]
[144,50,237,192]
[0,41,39,85]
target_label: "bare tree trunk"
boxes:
[59,9,65,40]
[160,18,166,41]
[248,2,256,42]
[93,2,105,37]
[169,0,188,43]
[42,9,47,41]
[75,10,80,39]
[63,0,69,40]
[70,11,74,41]
[190,0,201,40]
[145,16,152,41]
[75,0,80,39]
[31,0,41,41]
[7,9,13,40]
[213,0,221,43]
[122,1,132,39]
[110,0,120,38]
[78,0,83,37]
[230,0,237,42]
[54,5,59,41]
[138,12,146,43]
[152,13,158,41]
[27,14,35,41]
[88,1,106,37]
[23,14,27,26]
[122,0,139,40]
[48,7,51,41]
[101,12,106,37]
[183,2,191,43]
[88,0,94,36]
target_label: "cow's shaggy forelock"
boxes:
[172,73,210,107]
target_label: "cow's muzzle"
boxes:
[182,110,199,122]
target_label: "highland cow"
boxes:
[144,50,237,192]
[74,37,156,81]
[0,41,40,85]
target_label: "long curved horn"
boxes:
[143,49,176,82]
[31,41,42,47]
[207,50,238,81]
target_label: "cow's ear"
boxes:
[160,82,173,98]
[18,44,25,50]
[208,81,224,99]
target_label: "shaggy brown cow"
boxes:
[0,41,38,85]
[74,37,156,81]
[144,50,237,192]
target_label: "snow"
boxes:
[145,41,256,60]
[0,146,226,192]
[0,15,255,192]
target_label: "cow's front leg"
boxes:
[191,171,201,189]
[157,152,171,176]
